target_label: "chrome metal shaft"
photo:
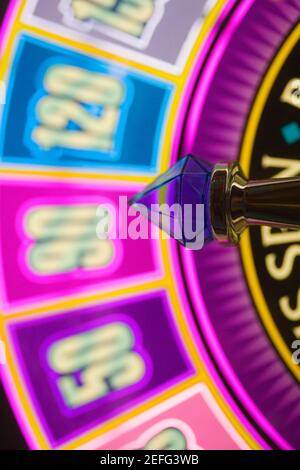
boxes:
[210,162,300,244]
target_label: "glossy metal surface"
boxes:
[211,162,300,244]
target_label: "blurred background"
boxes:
[0,0,299,451]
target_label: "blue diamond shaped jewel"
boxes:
[130,155,213,249]
[130,155,300,250]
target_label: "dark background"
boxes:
[0,0,27,450]
[0,2,8,23]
